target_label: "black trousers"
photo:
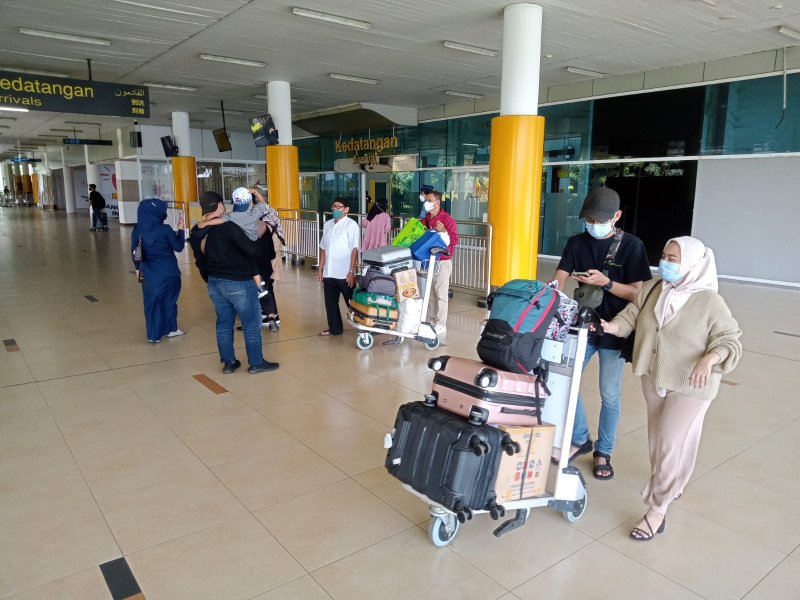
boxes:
[258,276,278,317]
[323,277,354,335]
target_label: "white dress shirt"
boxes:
[320,216,360,279]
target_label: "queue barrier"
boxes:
[277,208,320,266]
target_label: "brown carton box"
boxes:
[393,268,420,301]
[494,423,556,503]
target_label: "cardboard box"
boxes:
[393,269,420,301]
[494,423,556,503]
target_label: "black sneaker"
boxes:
[257,283,269,298]
[268,318,279,332]
[248,360,279,374]
[222,360,241,374]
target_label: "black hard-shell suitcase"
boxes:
[386,401,517,513]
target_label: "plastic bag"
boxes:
[392,218,426,247]
[396,297,423,334]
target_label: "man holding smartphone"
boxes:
[553,187,651,481]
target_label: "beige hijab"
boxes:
[654,236,718,328]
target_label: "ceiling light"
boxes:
[64,121,101,126]
[443,41,499,57]
[254,94,299,102]
[463,143,480,146]
[566,66,606,78]
[778,26,800,41]
[445,90,483,99]
[110,0,214,17]
[51,128,83,133]
[0,107,29,112]
[0,67,68,78]
[19,28,111,46]
[142,82,198,92]
[200,54,266,68]
[291,8,371,30]
[330,73,379,85]
[698,0,717,5]
[206,108,244,115]
[0,125,10,129]
[0,116,17,121]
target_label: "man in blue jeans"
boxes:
[554,187,651,480]
[189,191,278,375]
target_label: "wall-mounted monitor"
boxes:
[250,114,279,147]
[212,127,232,152]
[160,135,178,157]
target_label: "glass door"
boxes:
[447,168,489,222]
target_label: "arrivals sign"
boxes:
[335,135,398,153]
[0,70,149,118]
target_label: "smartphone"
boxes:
[572,271,590,277]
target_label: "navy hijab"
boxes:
[137,199,168,246]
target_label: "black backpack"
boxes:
[477,280,561,375]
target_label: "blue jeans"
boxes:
[571,343,626,456]
[207,277,263,366]
[92,209,108,229]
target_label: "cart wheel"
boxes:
[563,489,588,523]
[428,515,459,547]
[356,334,374,350]
[424,338,441,351]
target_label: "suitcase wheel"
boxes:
[423,393,438,407]
[472,441,491,456]
[475,368,498,389]
[504,441,522,456]
[427,356,446,372]
[457,508,474,523]
[489,506,506,521]
[428,515,459,547]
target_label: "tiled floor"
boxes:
[1,208,800,600]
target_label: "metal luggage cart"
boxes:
[405,309,596,547]
[349,247,450,352]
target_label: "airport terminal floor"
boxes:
[1,207,800,600]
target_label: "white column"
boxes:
[500,3,543,116]
[171,111,191,156]
[267,81,292,145]
[62,147,76,213]
[117,127,125,159]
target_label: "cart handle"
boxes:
[429,246,451,257]
[578,307,601,330]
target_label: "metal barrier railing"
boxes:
[321,211,404,269]
[277,208,320,266]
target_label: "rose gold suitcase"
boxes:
[427,355,548,426]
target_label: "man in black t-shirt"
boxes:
[88,184,108,231]
[553,187,652,480]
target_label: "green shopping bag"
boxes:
[392,218,427,247]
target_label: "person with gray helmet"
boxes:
[552,187,652,480]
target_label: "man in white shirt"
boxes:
[317,198,360,336]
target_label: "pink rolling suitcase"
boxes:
[427,355,548,426]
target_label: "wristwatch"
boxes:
[602,279,614,291]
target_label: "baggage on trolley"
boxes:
[386,400,518,515]
[349,300,398,330]
[427,355,548,426]
[362,245,413,275]
[384,307,600,547]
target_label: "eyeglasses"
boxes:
[332,205,346,210]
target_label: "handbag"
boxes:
[132,235,142,264]
[574,229,624,310]
[619,280,661,363]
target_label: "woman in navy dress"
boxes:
[131,199,186,343]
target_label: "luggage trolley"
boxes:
[402,308,597,547]
[349,246,450,352]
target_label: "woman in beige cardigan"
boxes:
[598,237,742,541]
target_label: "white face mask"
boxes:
[423,201,435,213]
[419,193,426,203]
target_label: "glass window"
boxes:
[420,169,450,215]
[248,163,266,188]
[540,164,588,255]
[447,115,492,167]
[540,101,592,161]
[591,88,704,159]
[319,173,337,210]
[140,160,173,202]
[296,137,322,172]
[389,171,419,220]
[299,175,319,212]
[196,162,222,199]
[448,169,489,222]
[335,173,359,209]
[702,73,800,155]
[220,163,248,202]
[419,120,448,168]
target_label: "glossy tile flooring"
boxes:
[1,208,800,600]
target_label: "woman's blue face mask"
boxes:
[659,260,682,282]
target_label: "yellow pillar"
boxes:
[266,145,300,210]
[31,174,39,204]
[171,156,197,224]
[21,174,32,194]
[488,115,545,286]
